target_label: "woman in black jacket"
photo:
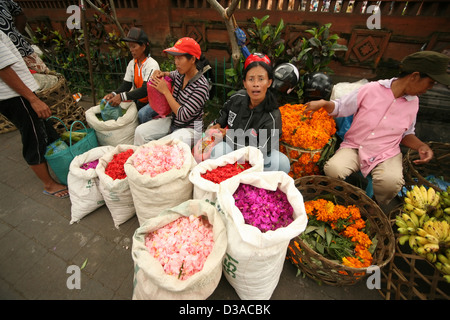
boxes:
[209,53,290,173]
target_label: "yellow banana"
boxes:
[435,262,450,275]
[443,263,450,274]
[438,253,449,264]
[424,221,438,238]
[444,275,450,283]
[413,186,425,208]
[424,243,440,252]
[419,214,428,227]
[420,185,428,204]
[406,190,412,200]
[402,213,417,228]
[407,227,416,234]
[416,228,428,237]
[427,187,436,205]
[397,227,410,234]
[403,203,415,212]
[398,234,410,246]
[424,234,439,244]
[407,188,421,208]
[409,235,417,249]
[440,221,449,239]
[404,197,413,206]
[395,216,408,229]
[415,246,426,256]
[409,211,420,227]
[415,236,429,245]
[426,252,437,263]
[413,207,427,217]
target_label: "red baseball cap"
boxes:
[163,37,201,60]
[244,53,271,70]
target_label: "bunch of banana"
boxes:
[413,219,450,264]
[435,248,450,283]
[404,185,440,217]
[436,186,450,224]
[395,212,429,248]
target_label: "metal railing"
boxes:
[44,51,236,105]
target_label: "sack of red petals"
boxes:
[86,101,138,146]
[96,144,137,228]
[189,146,264,202]
[68,146,114,224]
[124,138,196,225]
[216,171,308,300]
[132,200,227,300]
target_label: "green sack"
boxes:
[45,117,98,185]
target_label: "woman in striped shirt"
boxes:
[134,37,210,148]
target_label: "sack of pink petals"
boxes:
[145,215,214,280]
[133,144,185,177]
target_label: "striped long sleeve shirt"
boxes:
[169,70,209,130]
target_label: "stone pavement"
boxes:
[0,127,383,301]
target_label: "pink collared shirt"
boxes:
[330,78,418,177]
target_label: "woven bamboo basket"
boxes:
[0,72,86,135]
[403,142,450,191]
[379,206,450,300]
[287,175,395,286]
[281,138,336,179]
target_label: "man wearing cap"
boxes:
[103,27,159,124]
[134,37,210,147]
[305,50,450,208]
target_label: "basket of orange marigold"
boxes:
[287,175,395,286]
[279,103,337,179]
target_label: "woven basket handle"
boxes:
[47,116,69,132]
[69,120,89,146]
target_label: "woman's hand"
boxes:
[151,70,167,80]
[413,143,434,165]
[149,76,171,95]
[210,123,227,137]
[103,93,115,100]
[105,94,122,106]
[304,99,335,115]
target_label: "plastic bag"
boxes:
[100,99,126,121]
[147,76,172,117]
[192,129,222,163]
[45,139,68,157]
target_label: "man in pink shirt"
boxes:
[305,51,450,207]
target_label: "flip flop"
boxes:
[43,188,69,199]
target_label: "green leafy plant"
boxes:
[246,15,286,66]
[286,23,348,100]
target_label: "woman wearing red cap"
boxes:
[208,53,290,173]
[134,37,210,147]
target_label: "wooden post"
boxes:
[80,0,96,104]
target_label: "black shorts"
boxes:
[0,95,59,165]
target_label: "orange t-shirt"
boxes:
[134,57,148,104]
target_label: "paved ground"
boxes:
[0,124,387,301]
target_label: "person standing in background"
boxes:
[0,0,50,73]
[0,30,68,198]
